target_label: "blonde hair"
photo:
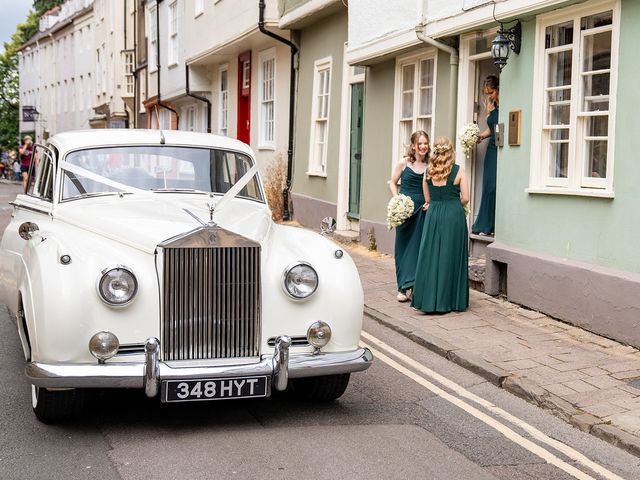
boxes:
[427,137,455,182]
[403,130,430,164]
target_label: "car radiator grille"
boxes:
[162,245,261,361]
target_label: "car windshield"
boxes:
[61,146,263,201]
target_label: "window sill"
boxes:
[194,11,204,19]
[168,63,178,70]
[257,146,276,151]
[526,187,614,199]
[306,171,327,178]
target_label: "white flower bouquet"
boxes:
[458,123,480,157]
[386,194,415,230]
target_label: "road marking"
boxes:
[361,331,624,480]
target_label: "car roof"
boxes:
[47,129,254,156]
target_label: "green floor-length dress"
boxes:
[472,106,498,235]
[394,166,426,292]
[411,164,469,313]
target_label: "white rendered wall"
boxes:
[19,2,96,139]
[184,0,279,61]
[348,0,416,50]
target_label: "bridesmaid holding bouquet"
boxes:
[388,130,430,302]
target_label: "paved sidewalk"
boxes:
[349,247,640,457]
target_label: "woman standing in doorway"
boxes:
[412,137,469,314]
[472,75,499,236]
[389,130,430,302]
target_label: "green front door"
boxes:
[348,82,364,218]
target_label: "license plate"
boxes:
[162,376,269,403]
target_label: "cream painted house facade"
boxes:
[179,0,294,174]
[19,0,96,141]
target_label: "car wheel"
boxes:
[31,385,85,423]
[292,373,350,402]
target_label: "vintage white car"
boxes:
[0,129,372,422]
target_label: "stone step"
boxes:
[333,229,360,243]
[469,255,486,293]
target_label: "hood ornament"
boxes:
[207,203,215,222]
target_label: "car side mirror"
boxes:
[19,222,39,240]
[320,217,336,236]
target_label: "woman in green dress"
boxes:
[412,137,470,313]
[472,75,499,235]
[389,130,430,302]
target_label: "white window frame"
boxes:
[95,48,101,95]
[307,57,332,177]
[185,105,197,132]
[123,50,134,96]
[168,1,179,67]
[528,0,619,197]
[392,49,437,170]
[139,73,147,114]
[242,60,251,90]
[148,4,158,72]
[102,45,108,94]
[258,48,276,149]
[218,65,229,136]
[195,0,204,17]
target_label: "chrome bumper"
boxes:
[26,336,373,397]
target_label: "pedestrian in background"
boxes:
[412,137,469,313]
[472,75,499,236]
[12,159,21,182]
[388,130,430,302]
[18,135,34,191]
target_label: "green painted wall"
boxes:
[292,10,347,202]
[359,60,395,224]
[496,0,640,273]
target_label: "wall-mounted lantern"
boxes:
[491,20,521,70]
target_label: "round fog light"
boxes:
[89,331,119,362]
[307,321,332,349]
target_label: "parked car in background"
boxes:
[0,129,372,422]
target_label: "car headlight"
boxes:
[97,265,138,306]
[283,262,318,299]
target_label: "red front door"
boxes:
[237,52,251,144]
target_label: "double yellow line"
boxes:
[360,330,624,480]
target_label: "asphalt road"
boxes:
[0,181,639,480]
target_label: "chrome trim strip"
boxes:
[26,348,373,392]
[8,202,50,215]
[267,335,309,347]
[287,348,374,378]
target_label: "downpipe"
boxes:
[258,0,298,220]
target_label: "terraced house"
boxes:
[286,0,640,347]
[18,0,639,347]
